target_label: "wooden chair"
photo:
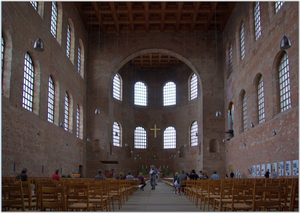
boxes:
[66,182,95,211]
[252,181,282,211]
[213,180,233,211]
[286,178,298,211]
[89,182,109,211]
[2,181,25,211]
[202,180,221,211]
[109,180,122,210]
[40,183,66,211]
[223,182,253,211]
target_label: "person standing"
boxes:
[230,171,234,178]
[16,168,28,181]
[95,169,106,180]
[138,173,146,191]
[51,169,61,180]
[149,165,158,190]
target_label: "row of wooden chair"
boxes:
[2,178,141,211]
[178,178,298,211]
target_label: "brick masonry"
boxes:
[2,2,298,179]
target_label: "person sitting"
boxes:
[137,173,146,191]
[202,171,209,179]
[199,170,204,178]
[16,168,28,181]
[210,171,220,180]
[126,172,134,179]
[188,169,198,180]
[116,172,126,180]
[176,170,187,195]
[95,169,106,180]
[51,169,61,181]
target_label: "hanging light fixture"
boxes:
[280,3,291,50]
[95,108,101,115]
[34,38,44,52]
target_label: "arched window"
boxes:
[275,2,284,13]
[164,126,176,149]
[134,126,147,149]
[22,53,35,112]
[279,53,291,112]
[76,104,80,138]
[113,74,122,101]
[254,2,262,40]
[190,73,198,100]
[64,92,69,131]
[163,82,176,106]
[30,1,37,10]
[113,121,121,147]
[50,2,58,38]
[258,76,265,123]
[77,45,81,74]
[47,76,55,123]
[2,36,4,91]
[229,43,233,73]
[242,93,248,132]
[240,22,245,60]
[66,23,71,58]
[190,121,198,146]
[134,81,147,106]
[228,103,234,138]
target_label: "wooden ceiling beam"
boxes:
[109,2,120,33]
[92,2,105,33]
[205,2,218,32]
[160,2,167,32]
[176,2,184,32]
[190,2,201,32]
[126,2,134,33]
[144,2,149,32]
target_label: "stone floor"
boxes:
[114,182,214,212]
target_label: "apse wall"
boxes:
[86,32,226,177]
[222,2,298,178]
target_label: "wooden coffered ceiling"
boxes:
[75,2,236,34]
[129,53,184,70]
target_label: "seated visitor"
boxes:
[51,169,61,181]
[16,168,28,181]
[137,173,146,191]
[95,169,106,180]
[116,172,126,180]
[176,170,187,195]
[188,169,198,180]
[126,172,134,179]
[210,171,220,180]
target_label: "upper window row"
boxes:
[113,73,198,106]
[30,1,85,79]
[228,2,285,73]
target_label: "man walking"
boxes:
[149,165,158,190]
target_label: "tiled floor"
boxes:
[114,182,214,212]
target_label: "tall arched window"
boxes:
[190,73,198,100]
[254,2,262,40]
[113,74,122,101]
[22,53,35,112]
[190,121,198,146]
[76,104,80,138]
[134,81,147,106]
[279,53,291,112]
[66,23,71,58]
[164,126,176,149]
[228,103,234,138]
[77,45,81,74]
[242,93,248,132]
[113,121,121,147]
[229,43,233,73]
[2,36,4,91]
[47,76,55,123]
[163,82,176,106]
[275,2,284,13]
[258,76,265,123]
[134,126,147,149]
[240,22,245,60]
[50,2,58,38]
[64,92,69,131]
[30,1,37,10]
